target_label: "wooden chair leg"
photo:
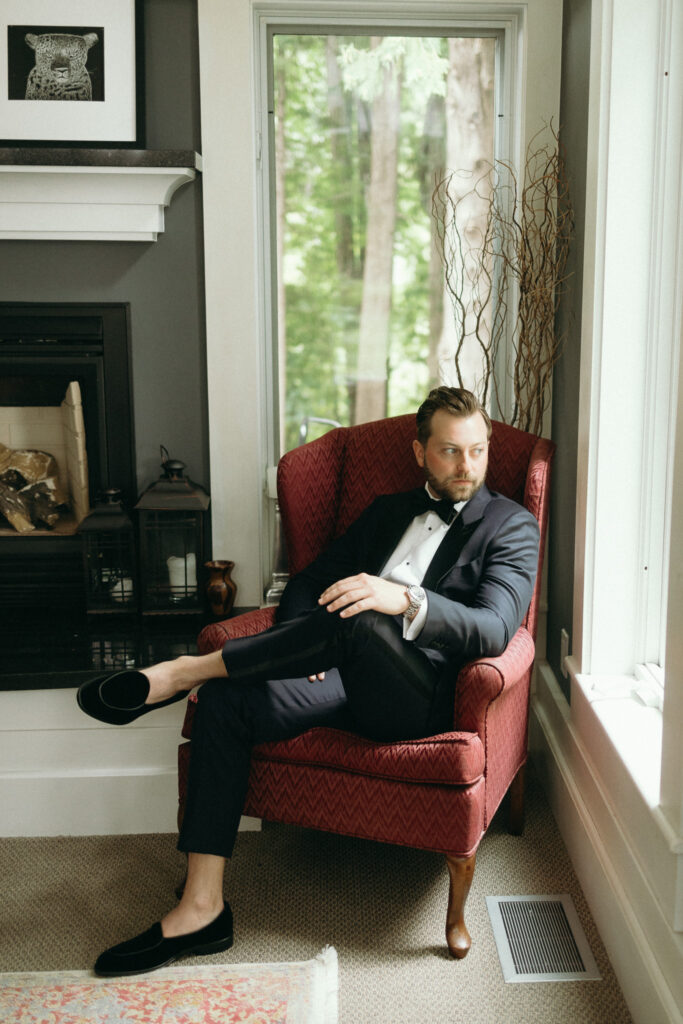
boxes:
[445,852,476,959]
[508,763,525,836]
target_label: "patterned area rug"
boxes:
[0,947,338,1024]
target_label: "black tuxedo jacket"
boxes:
[276,484,540,679]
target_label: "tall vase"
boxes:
[205,560,237,618]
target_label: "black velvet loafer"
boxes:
[76,669,188,726]
[94,903,234,977]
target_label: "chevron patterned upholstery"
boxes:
[178,414,554,957]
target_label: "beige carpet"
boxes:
[0,770,632,1023]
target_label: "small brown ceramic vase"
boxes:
[205,560,237,618]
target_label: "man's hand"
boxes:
[318,573,410,618]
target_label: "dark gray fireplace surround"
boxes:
[0,302,199,688]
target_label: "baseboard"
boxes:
[0,769,263,837]
[0,687,261,837]
[530,661,683,1024]
[1,770,181,837]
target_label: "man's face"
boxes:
[412,409,489,503]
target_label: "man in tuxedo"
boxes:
[83,386,540,976]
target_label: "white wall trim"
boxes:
[0,688,261,837]
[571,0,683,937]
[574,0,682,677]
[530,661,683,1024]
[0,164,198,242]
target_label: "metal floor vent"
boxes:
[486,894,601,983]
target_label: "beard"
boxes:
[423,469,486,504]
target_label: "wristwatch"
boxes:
[403,584,426,620]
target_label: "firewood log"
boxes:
[0,482,35,533]
[20,478,69,528]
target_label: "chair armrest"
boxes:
[453,627,535,738]
[197,607,277,654]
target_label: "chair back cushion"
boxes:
[334,415,423,535]
[486,421,537,504]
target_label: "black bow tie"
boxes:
[412,490,458,525]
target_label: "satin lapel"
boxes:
[421,485,492,590]
[367,489,426,576]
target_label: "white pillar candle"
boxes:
[167,553,197,595]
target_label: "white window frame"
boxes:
[565,0,682,930]
[256,8,519,468]
[196,0,562,607]
[254,0,563,596]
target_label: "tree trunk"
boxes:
[438,38,495,398]
[353,41,401,425]
[275,56,287,451]
[326,37,356,279]
[420,93,447,389]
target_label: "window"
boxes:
[195,0,562,607]
[268,30,498,453]
[573,0,680,691]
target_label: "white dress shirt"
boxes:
[381,485,466,640]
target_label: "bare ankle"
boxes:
[162,885,223,928]
[182,881,223,907]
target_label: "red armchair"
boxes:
[178,414,554,957]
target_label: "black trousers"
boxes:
[178,607,450,858]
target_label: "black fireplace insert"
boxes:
[0,302,199,688]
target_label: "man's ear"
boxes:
[412,438,425,467]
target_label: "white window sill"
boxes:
[571,667,663,809]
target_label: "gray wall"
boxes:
[547,0,591,696]
[0,0,207,498]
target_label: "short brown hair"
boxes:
[416,387,492,445]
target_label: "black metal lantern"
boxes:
[77,488,137,613]
[134,448,210,614]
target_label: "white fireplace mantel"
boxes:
[0,149,202,242]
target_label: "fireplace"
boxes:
[0,304,128,680]
[0,302,136,514]
[0,302,202,688]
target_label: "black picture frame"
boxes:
[0,0,144,148]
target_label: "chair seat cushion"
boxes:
[252,726,485,786]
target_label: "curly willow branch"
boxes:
[432,123,573,433]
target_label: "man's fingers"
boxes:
[318,574,407,617]
[338,601,366,618]
[324,586,368,613]
[319,574,368,605]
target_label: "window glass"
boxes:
[271,33,496,452]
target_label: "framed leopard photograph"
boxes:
[0,0,143,147]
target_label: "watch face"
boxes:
[405,585,424,615]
